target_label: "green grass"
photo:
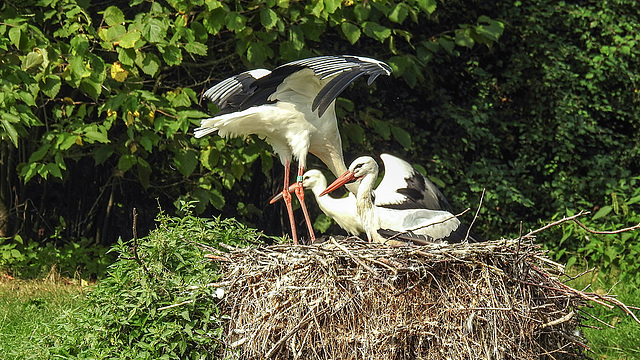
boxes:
[566,271,640,360]
[0,269,88,360]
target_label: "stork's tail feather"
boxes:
[194,118,220,138]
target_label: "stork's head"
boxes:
[301,169,327,190]
[320,156,378,196]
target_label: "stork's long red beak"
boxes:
[269,183,297,204]
[319,171,357,196]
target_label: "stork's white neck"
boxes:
[355,171,383,243]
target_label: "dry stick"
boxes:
[157,299,195,311]
[562,267,596,284]
[465,188,485,242]
[131,208,153,281]
[572,219,640,234]
[577,308,616,329]
[523,211,589,238]
[540,310,575,329]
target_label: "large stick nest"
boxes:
[213,237,627,359]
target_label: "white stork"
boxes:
[297,169,363,236]
[194,55,392,244]
[320,156,480,244]
[272,153,468,239]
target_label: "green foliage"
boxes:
[387,0,640,239]
[0,0,505,246]
[0,234,113,279]
[50,203,265,359]
[542,177,640,286]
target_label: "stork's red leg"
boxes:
[281,160,298,245]
[293,164,316,242]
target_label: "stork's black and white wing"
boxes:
[272,55,392,117]
[376,153,454,212]
[201,69,272,114]
[202,55,391,117]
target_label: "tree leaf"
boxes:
[93,145,114,165]
[247,41,273,65]
[174,149,198,177]
[476,18,504,42]
[1,119,19,148]
[143,18,167,43]
[353,4,370,22]
[225,12,246,32]
[136,52,161,76]
[416,0,437,14]
[118,155,137,173]
[362,22,391,42]
[455,28,474,48]
[391,125,412,149]
[46,163,63,179]
[84,127,109,143]
[103,6,125,27]
[388,3,409,24]
[8,27,21,49]
[118,30,141,48]
[29,144,51,162]
[340,22,361,45]
[592,205,612,220]
[110,62,129,82]
[260,8,278,29]
[184,42,208,56]
[137,159,151,189]
[41,75,61,98]
[21,51,44,71]
[159,45,182,66]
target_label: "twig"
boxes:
[577,308,616,329]
[186,281,230,290]
[540,311,575,329]
[157,299,195,311]
[573,219,640,234]
[524,211,589,238]
[130,208,153,281]
[465,188,485,242]
[204,254,231,262]
[562,267,595,284]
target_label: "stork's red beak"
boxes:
[269,183,297,204]
[319,171,357,196]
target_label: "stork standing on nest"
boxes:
[194,55,392,244]
[320,156,480,244]
[272,154,459,238]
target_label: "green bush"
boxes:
[542,177,640,286]
[50,203,266,359]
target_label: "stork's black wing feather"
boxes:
[202,71,264,110]
[278,55,392,116]
[312,71,366,117]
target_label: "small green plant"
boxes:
[542,177,640,286]
[50,202,270,359]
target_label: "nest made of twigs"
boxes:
[211,237,624,360]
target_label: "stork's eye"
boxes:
[353,163,363,171]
